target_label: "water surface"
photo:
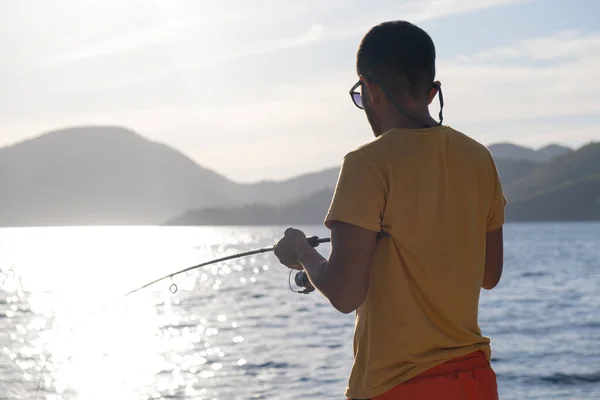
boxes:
[0,223,599,399]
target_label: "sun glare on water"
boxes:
[0,225,262,400]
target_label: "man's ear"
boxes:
[360,76,383,105]
[428,81,441,105]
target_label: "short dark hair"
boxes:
[357,21,436,98]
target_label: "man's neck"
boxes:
[379,111,439,132]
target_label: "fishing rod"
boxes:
[124,235,329,297]
[130,230,387,297]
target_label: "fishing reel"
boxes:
[289,270,315,294]
[287,235,324,294]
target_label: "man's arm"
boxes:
[296,221,378,314]
[482,226,503,290]
[484,154,507,290]
[275,151,386,313]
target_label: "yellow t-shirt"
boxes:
[324,126,506,399]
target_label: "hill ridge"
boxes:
[1,125,597,226]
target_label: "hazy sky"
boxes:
[2,0,599,182]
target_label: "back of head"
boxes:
[357,21,436,99]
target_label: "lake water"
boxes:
[0,223,599,400]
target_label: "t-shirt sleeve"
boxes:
[324,151,387,232]
[487,158,508,232]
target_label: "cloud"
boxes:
[461,30,600,62]
[199,28,600,175]
[49,0,534,91]
[3,3,599,181]
[388,0,533,23]
[438,29,600,125]
[6,28,600,181]
[44,18,203,65]
[44,23,328,93]
[41,0,531,69]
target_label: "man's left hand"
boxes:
[274,228,312,270]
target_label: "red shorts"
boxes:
[351,351,499,400]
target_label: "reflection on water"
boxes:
[0,226,323,400]
[1,224,600,399]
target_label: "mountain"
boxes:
[537,144,575,161]
[168,142,600,226]
[0,126,339,226]
[504,142,600,201]
[238,167,340,206]
[488,143,572,163]
[0,126,237,226]
[506,175,600,221]
[166,189,334,226]
[2,125,597,226]
[493,158,538,186]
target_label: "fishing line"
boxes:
[34,235,328,399]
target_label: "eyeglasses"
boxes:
[348,77,444,126]
[349,80,364,109]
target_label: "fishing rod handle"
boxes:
[306,236,330,247]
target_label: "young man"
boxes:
[274,21,506,399]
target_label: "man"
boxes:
[274,21,506,400]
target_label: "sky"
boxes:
[1,0,599,182]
